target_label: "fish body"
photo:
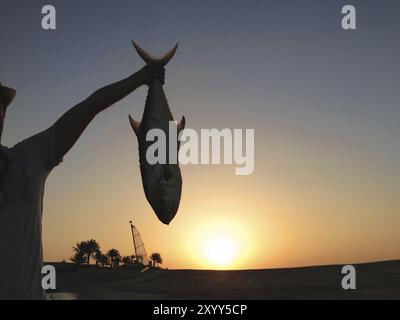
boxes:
[129,41,185,225]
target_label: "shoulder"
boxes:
[14,127,55,151]
[12,126,61,170]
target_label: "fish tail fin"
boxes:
[129,115,141,136]
[132,41,178,67]
[177,116,186,151]
[178,116,186,133]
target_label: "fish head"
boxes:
[143,164,182,225]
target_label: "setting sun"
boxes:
[186,216,252,270]
[202,234,237,267]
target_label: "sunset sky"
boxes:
[1,0,400,270]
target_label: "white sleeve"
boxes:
[16,126,63,173]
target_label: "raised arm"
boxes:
[54,65,164,160]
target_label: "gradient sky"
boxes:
[1,0,399,269]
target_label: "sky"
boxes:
[1,0,400,269]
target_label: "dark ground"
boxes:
[47,260,400,300]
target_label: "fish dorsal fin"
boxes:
[129,115,141,136]
[178,116,186,133]
[132,41,178,66]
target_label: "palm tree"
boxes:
[150,253,163,268]
[72,241,89,264]
[94,250,103,267]
[70,251,86,265]
[72,239,100,265]
[106,249,121,269]
[85,239,100,265]
[72,241,86,254]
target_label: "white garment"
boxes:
[0,126,62,300]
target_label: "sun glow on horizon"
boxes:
[201,234,237,267]
[186,217,252,270]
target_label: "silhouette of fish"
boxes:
[129,41,185,225]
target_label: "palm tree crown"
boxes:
[107,248,121,269]
[72,239,100,265]
[150,253,163,268]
